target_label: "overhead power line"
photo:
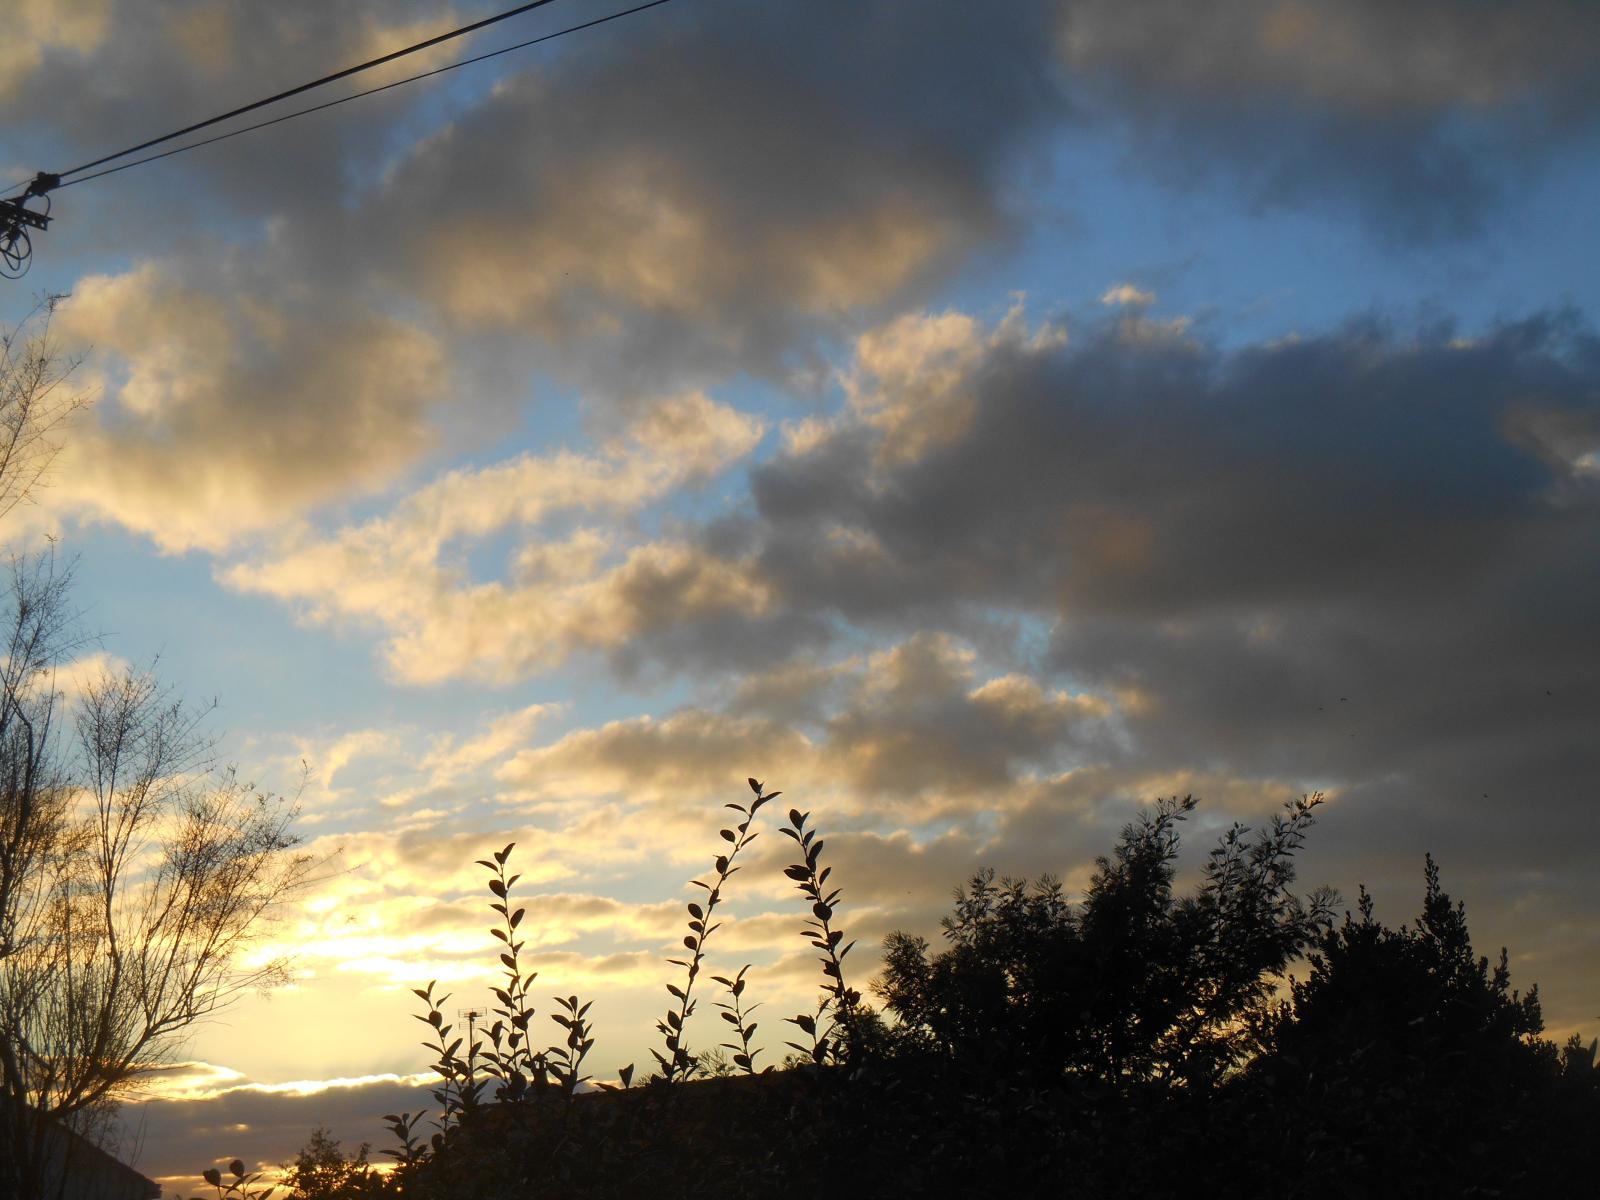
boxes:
[5,0,677,200]
[60,0,565,181]
[1,0,675,277]
[50,0,676,192]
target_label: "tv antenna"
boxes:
[458,1006,485,1079]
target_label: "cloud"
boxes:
[7,2,471,221]
[222,392,767,683]
[10,3,1078,483]
[497,631,1120,833]
[204,292,1599,1043]
[749,305,1600,634]
[716,302,1600,1022]
[417,702,562,783]
[221,643,1160,1053]
[50,260,450,552]
[10,2,1595,1182]
[0,1,111,104]
[498,708,811,810]
[1054,0,1600,241]
[355,0,1067,390]
[39,1,1583,576]
[822,633,1111,803]
[1100,283,1155,308]
[5,2,1070,421]
[48,650,135,705]
[124,1066,433,1191]
[842,306,1065,465]
[1059,0,1600,115]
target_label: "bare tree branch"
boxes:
[0,299,88,524]
[0,340,307,1195]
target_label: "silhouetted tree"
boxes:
[0,557,309,1197]
[876,794,1334,1089]
[1241,855,1580,1196]
[0,471,308,1192]
[0,300,85,522]
[280,1126,388,1199]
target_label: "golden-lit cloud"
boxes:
[220,627,1155,1040]
[347,7,466,86]
[222,392,766,683]
[493,631,1120,831]
[844,305,1064,465]
[394,144,966,339]
[137,1060,432,1106]
[1100,283,1155,308]
[51,261,449,552]
[50,650,135,704]
[417,702,562,783]
[497,708,812,808]
[0,0,111,101]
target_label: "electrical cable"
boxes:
[49,0,675,192]
[56,0,568,182]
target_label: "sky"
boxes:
[3,0,1599,1191]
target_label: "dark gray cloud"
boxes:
[122,1070,431,1193]
[717,306,1600,1023]
[1055,0,1600,242]
[751,311,1597,634]
[1058,0,1600,115]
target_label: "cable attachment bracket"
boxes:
[0,173,58,280]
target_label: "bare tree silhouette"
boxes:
[0,323,309,1199]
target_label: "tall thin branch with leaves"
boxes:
[780,807,857,1066]
[410,979,477,1150]
[474,844,548,1104]
[652,777,776,1083]
[710,964,766,1076]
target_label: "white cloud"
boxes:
[418,702,562,783]
[1100,282,1155,308]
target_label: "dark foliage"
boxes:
[876,794,1335,1087]
[277,1127,385,1200]
[1236,855,1589,1197]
